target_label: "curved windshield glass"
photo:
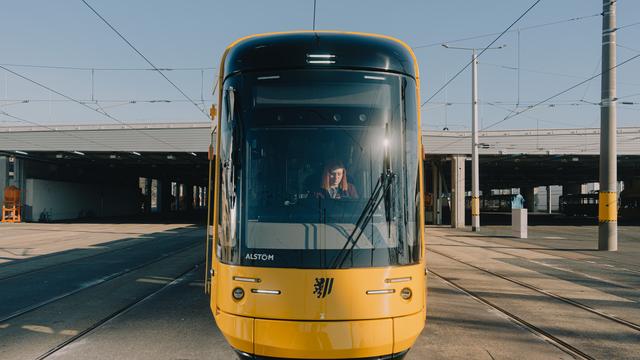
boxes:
[217,70,420,268]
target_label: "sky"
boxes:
[0,0,639,130]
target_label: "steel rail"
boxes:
[0,242,199,324]
[428,268,594,360]
[36,262,204,359]
[429,247,640,332]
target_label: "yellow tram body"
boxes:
[207,31,426,359]
[213,265,426,358]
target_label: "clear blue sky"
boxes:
[1,0,638,130]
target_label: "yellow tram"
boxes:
[206,31,426,360]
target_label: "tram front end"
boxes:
[207,32,426,360]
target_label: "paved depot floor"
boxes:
[0,223,638,359]
[0,223,195,264]
[422,226,640,359]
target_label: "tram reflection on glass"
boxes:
[205,32,426,360]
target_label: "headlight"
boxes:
[232,287,245,300]
[400,287,412,300]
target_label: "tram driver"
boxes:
[318,160,358,200]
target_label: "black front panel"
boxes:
[216,69,420,269]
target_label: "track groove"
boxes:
[428,268,593,360]
[0,242,199,324]
[0,227,200,282]
[429,247,640,332]
[442,230,640,275]
[432,235,638,289]
[36,262,204,359]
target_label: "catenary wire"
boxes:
[617,44,640,54]
[482,53,640,131]
[431,53,640,151]
[0,98,210,104]
[421,100,612,108]
[0,65,185,151]
[618,92,640,99]
[413,13,599,49]
[1,15,606,73]
[2,10,608,122]
[485,101,583,128]
[0,111,120,151]
[480,61,640,86]
[79,0,212,122]
[580,60,602,102]
[0,63,215,71]
[421,0,543,107]
[7,98,618,107]
[617,21,640,31]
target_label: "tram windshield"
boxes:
[217,70,420,268]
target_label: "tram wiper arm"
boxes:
[330,170,395,269]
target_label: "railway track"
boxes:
[35,262,203,359]
[0,227,201,282]
[428,247,640,333]
[428,268,595,360]
[443,229,640,275]
[0,241,200,324]
[433,234,639,290]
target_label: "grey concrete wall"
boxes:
[24,179,139,221]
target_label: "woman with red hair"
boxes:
[319,160,358,199]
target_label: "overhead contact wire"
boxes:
[0,65,183,151]
[80,0,212,122]
[482,53,640,130]
[421,0,543,107]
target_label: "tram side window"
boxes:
[403,78,420,262]
[217,86,242,264]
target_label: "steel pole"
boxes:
[599,0,617,251]
[471,49,480,231]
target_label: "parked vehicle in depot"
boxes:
[204,31,426,359]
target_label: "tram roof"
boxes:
[222,32,418,80]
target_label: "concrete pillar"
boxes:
[546,185,552,214]
[451,155,466,228]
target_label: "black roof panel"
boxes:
[223,32,417,79]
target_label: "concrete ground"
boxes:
[421,225,640,360]
[0,223,638,359]
[0,223,196,261]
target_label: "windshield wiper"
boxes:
[330,169,395,269]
